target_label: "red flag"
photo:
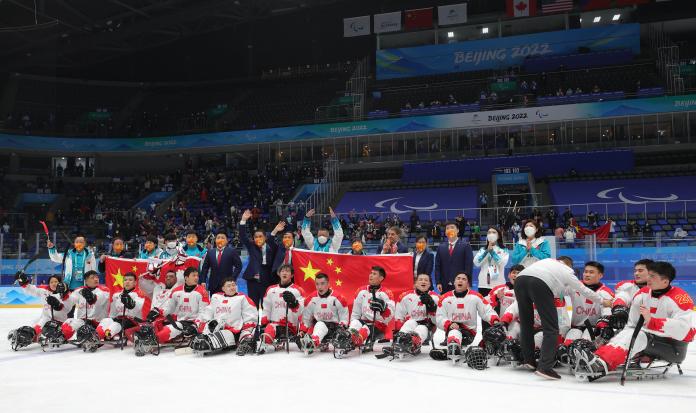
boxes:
[404,8,433,31]
[104,257,149,296]
[157,256,202,284]
[576,222,612,241]
[290,250,413,310]
[507,0,537,17]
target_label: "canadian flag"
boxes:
[507,0,537,17]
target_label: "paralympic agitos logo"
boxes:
[374,197,438,214]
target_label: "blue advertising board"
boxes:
[376,24,640,79]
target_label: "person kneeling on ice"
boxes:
[259,264,305,352]
[488,264,524,318]
[156,267,210,345]
[383,273,438,358]
[191,278,258,356]
[96,272,151,344]
[574,261,696,381]
[61,271,111,349]
[8,273,72,350]
[349,266,395,351]
[433,273,499,369]
[299,272,349,354]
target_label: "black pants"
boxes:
[246,280,267,307]
[514,275,558,371]
[478,287,492,332]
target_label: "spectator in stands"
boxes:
[412,235,434,280]
[490,91,498,102]
[564,227,576,247]
[520,80,529,92]
[554,226,565,240]
[1,222,9,234]
[674,227,688,239]
[607,217,616,240]
[627,220,639,239]
[556,88,564,97]
[546,209,557,230]
[587,210,598,229]
[447,94,457,105]
[642,222,653,239]
[562,207,573,226]
[575,87,582,94]
[409,211,420,234]
[431,221,442,242]
[434,222,473,294]
[592,84,600,93]
[480,191,489,211]
[566,87,574,96]
[418,101,425,109]
[200,232,242,294]
[510,221,521,243]
[471,221,481,242]
[510,219,550,267]
[380,226,408,254]
[531,80,538,93]
[404,102,412,110]
[480,91,487,101]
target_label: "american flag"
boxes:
[542,0,573,13]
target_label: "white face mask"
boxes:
[166,241,177,249]
[487,233,498,243]
[317,236,328,245]
[524,227,536,238]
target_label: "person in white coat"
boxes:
[474,227,509,331]
[47,236,97,291]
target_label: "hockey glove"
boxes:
[282,290,299,309]
[610,305,629,330]
[120,292,136,310]
[14,271,29,286]
[594,316,615,341]
[419,292,437,313]
[146,309,160,323]
[80,287,97,305]
[207,320,219,333]
[369,297,387,313]
[55,282,67,296]
[46,295,63,311]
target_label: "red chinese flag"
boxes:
[405,8,433,31]
[576,222,612,241]
[291,250,413,309]
[104,257,149,296]
[157,256,202,284]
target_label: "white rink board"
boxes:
[1,308,695,413]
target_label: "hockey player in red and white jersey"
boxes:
[488,264,524,317]
[576,261,696,380]
[609,258,653,331]
[500,295,571,350]
[61,271,111,343]
[563,261,615,345]
[386,273,438,357]
[190,278,258,355]
[8,273,73,350]
[298,272,349,354]
[156,266,210,344]
[259,264,306,351]
[96,272,151,342]
[436,273,499,364]
[349,266,395,348]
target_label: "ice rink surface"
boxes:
[1,308,695,413]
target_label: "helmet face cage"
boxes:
[466,346,488,370]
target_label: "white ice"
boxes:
[1,308,694,413]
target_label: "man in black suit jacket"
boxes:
[434,222,473,293]
[239,210,284,306]
[200,232,242,294]
[413,235,434,280]
[97,237,132,274]
[271,223,295,275]
[379,226,409,254]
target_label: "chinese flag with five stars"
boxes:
[291,250,413,309]
[104,256,149,296]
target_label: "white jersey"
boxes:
[261,283,306,329]
[163,284,210,322]
[301,290,350,332]
[501,297,571,335]
[70,285,111,321]
[613,280,644,309]
[436,289,498,335]
[488,282,516,316]
[628,286,695,342]
[518,258,604,303]
[21,284,74,323]
[395,290,438,330]
[351,285,395,330]
[566,283,614,327]
[200,292,258,333]
[150,283,175,316]
[107,288,151,322]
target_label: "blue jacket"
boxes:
[413,251,434,277]
[434,239,473,290]
[200,246,242,294]
[239,222,278,284]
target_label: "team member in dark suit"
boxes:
[379,226,409,254]
[200,232,242,294]
[434,222,473,293]
[412,235,434,280]
[239,210,284,306]
[97,237,132,274]
[270,221,295,275]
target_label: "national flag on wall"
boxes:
[404,8,433,31]
[290,250,413,309]
[506,0,538,18]
[579,0,612,11]
[104,257,149,295]
[541,0,573,14]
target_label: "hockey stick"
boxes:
[584,319,596,341]
[365,286,378,352]
[285,302,290,354]
[120,293,128,350]
[620,315,644,386]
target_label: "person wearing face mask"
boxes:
[239,209,282,306]
[301,207,344,252]
[379,226,409,255]
[182,230,206,259]
[510,220,551,268]
[8,274,72,350]
[474,227,510,297]
[272,225,295,275]
[413,236,434,280]
[138,235,162,260]
[158,233,182,260]
[47,235,97,291]
[97,237,132,274]
[434,222,473,294]
[349,237,367,255]
[200,232,242,295]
